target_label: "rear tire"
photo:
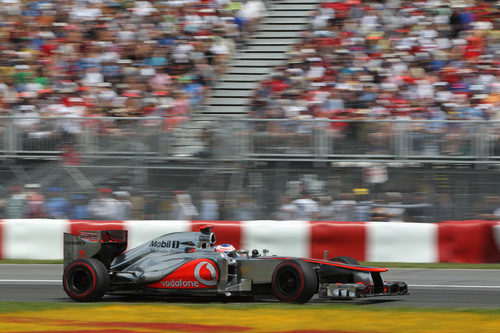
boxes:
[329,256,360,266]
[272,260,318,304]
[63,258,109,302]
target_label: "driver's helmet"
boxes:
[215,244,237,257]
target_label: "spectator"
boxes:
[143,193,159,220]
[88,188,119,220]
[275,195,298,220]
[435,193,454,222]
[44,187,69,219]
[293,191,319,220]
[404,192,434,223]
[472,195,500,220]
[171,192,198,220]
[332,193,356,222]
[372,192,405,222]
[24,184,45,218]
[199,191,219,221]
[69,194,90,220]
[353,188,373,222]
[317,196,335,221]
[114,191,132,220]
[5,186,26,219]
[231,193,259,221]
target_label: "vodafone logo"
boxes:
[194,261,217,286]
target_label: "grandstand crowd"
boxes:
[250,0,499,133]
[0,0,267,129]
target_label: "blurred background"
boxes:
[0,0,498,223]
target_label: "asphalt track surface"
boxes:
[1,265,500,308]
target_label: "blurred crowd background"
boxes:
[0,0,499,222]
[2,173,500,222]
[0,0,266,123]
[251,0,499,122]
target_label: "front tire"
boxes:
[63,258,109,302]
[272,260,318,304]
[329,256,360,266]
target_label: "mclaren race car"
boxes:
[62,226,408,303]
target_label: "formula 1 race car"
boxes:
[62,226,408,303]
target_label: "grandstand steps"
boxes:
[245,38,300,45]
[214,82,258,90]
[172,0,321,156]
[258,24,308,31]
[273,0,316,3]
[267,10,312,17]
[226,67,272,75]
[211,90,254,98]
[252,31,300,38]
[228,59,282,67]
[201,106,248,114]
[260,17,309,24]
[234,52,287,60]
[207,97,249,106]
[267,4,316,10]
[217,74,267,82]
[243,45,290,52]
[271,1,317,7]
[195,0,319,126]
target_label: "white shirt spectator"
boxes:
[238,0,267,21]
[14,106,39,130]
[172,193,198,220]
[293,197,319,220]
[82,69,104,87]
[133,1,158,16]
[88,197,120,220]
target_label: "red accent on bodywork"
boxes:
[191,221,241,250]
[309,222,366,262]
[146,259,219,289]
[69,220,124,236]
[304,259,387,272]
[264,257,387,272]
[438,220,500,263]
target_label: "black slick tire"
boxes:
[63,258,109,302]
[271,260,318,304]
[329,256,360,266]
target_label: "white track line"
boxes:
[1,281,499,289]
[0,279,60,284]
[412,284,500,289]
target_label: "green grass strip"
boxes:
[0,259,63,264]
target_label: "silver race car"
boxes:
[63,226,408,303]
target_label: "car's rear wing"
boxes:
[63,230,127,269]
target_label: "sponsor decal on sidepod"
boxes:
[146,259,218,289]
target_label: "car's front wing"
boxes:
[320,281,409,299]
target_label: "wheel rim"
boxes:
[67,267,91,294]
[276,267,300,296]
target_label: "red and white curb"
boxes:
[0,219,499,263]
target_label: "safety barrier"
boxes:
[0,220,499,263]
[2,117,500,163]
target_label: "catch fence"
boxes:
[1,116,499,163]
